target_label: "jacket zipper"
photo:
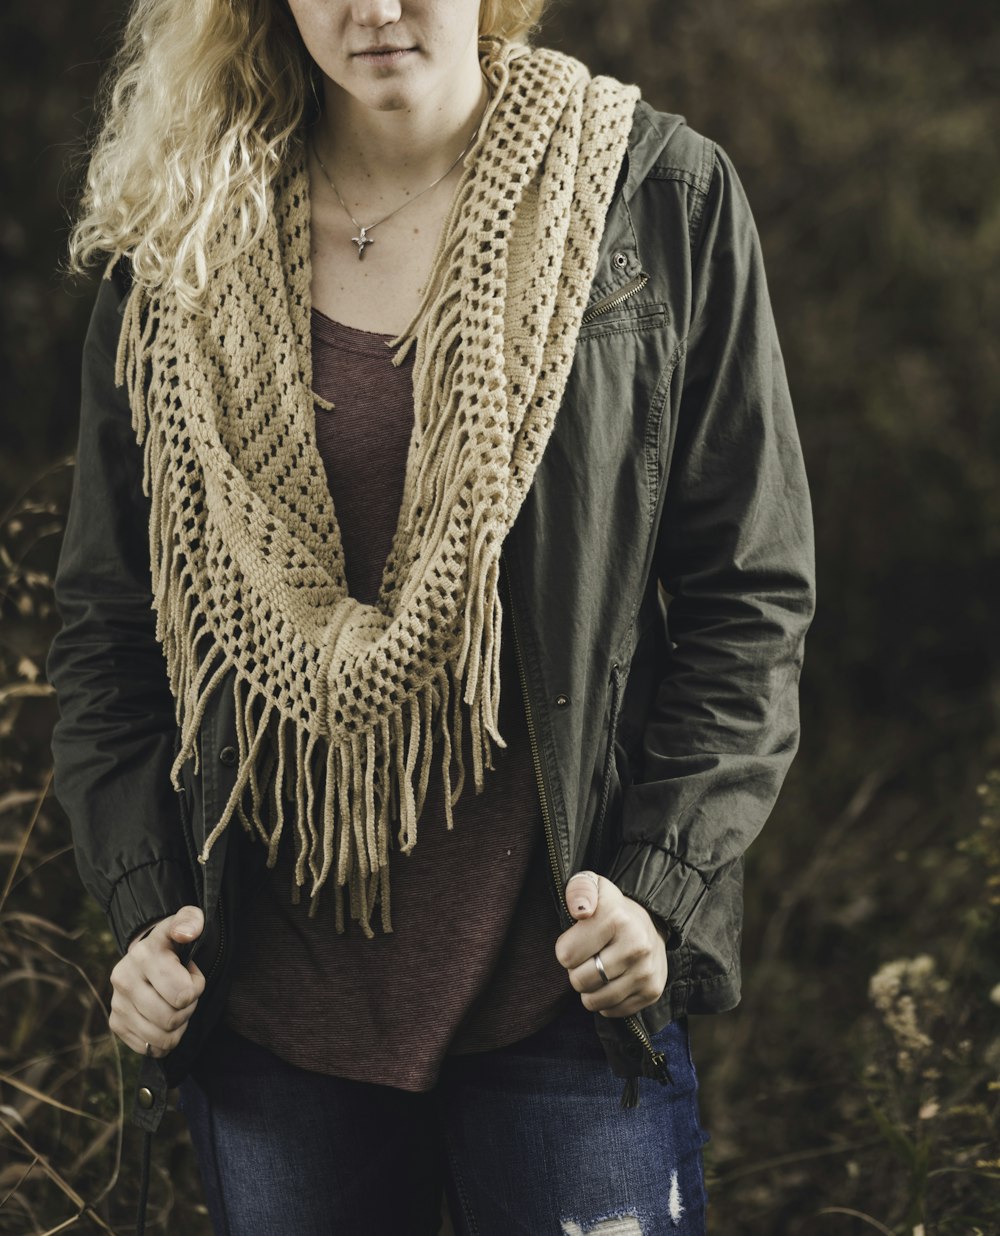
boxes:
[592,662,623,866]
[176,727,226,984]
[501,556,667,1087]
[580,273,649,326]
[502,558,565,925]
[204,894,225,984]
[178,859,225,983]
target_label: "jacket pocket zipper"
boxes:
[580,273,649,326]
[502,557,668,1092]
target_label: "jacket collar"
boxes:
[621,99,687,203]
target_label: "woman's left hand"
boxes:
[554,871,670,1018]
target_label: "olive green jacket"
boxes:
[47,99,815,1126]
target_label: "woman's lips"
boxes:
[354,48,414,65]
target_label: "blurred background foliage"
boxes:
[1,0,998,1231]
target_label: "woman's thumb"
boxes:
[565,871,600,919]
[169,905,204,940]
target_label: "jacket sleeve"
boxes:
[46,265,199,957]
[606,143,816,950]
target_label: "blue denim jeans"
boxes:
[176,995,711,1235]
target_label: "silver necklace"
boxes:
[310,86,492,260]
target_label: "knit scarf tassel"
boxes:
[112,39,640,939]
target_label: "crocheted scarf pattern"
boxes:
[115,37,640,937]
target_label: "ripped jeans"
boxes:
[176,994,711,1235]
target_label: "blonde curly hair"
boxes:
[68,0,546,309]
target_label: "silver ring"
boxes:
[145,1041,152,1056]
[594,951,611,984]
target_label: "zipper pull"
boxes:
[648,1047,673,1086]
[619,1046,674,1109]
[620,1076,641,1109]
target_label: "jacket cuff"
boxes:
[105,858,199,957]
[606,841,711,951]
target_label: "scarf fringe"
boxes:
[175,647,500,939]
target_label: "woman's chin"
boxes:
[335,67,426,114]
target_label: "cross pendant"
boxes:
[352,227,374,259]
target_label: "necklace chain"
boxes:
[310,84,492,260]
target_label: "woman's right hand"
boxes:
[109,906,207,1058]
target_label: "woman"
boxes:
[48,0,815,1232]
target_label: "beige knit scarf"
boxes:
[115,37,640,938]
